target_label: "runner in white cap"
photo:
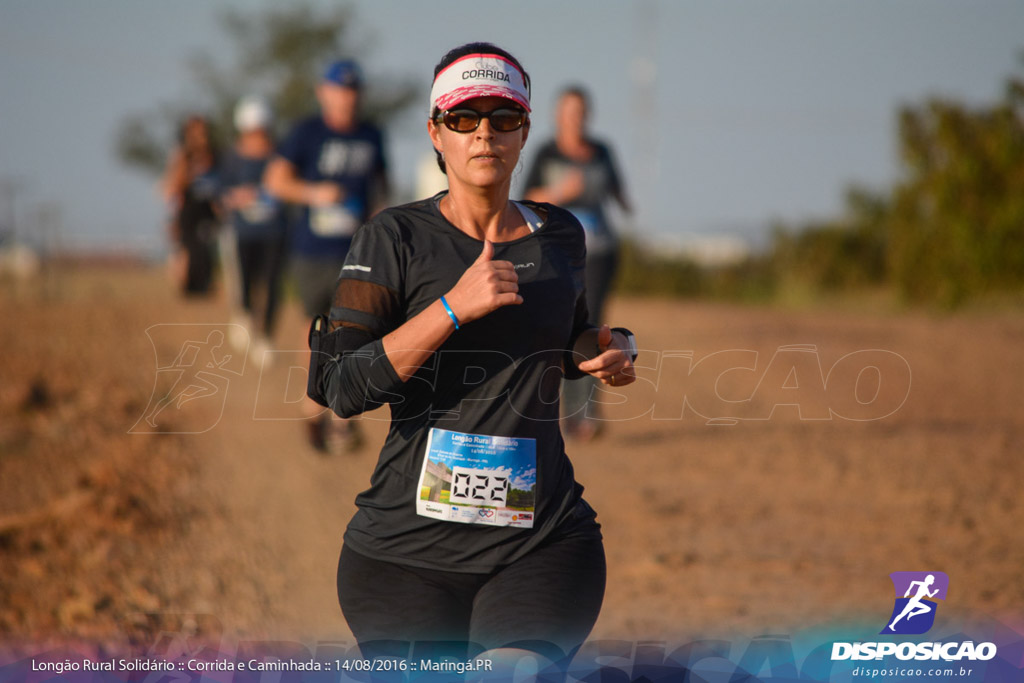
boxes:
[307,41,639,662]
[218,96,286,361]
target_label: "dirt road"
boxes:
[2,266,1022,648]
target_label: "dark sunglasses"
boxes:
[435,107,528,133]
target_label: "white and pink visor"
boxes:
[429,53,531,115]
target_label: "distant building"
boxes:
[653,233,751,267]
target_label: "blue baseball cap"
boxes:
[322,59,363,89]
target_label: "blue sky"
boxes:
[1,1,1022,253]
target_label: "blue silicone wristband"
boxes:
[440,295,460,330]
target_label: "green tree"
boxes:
[115,3,418,176]
[887,80,1024,305]
[770,186,888,293]
[769,56,1024,307]
[506,484,535,510]
[615,237,703,297]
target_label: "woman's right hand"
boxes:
[443,240,523,324]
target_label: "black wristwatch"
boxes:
[611,327,639,362]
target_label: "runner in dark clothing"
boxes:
[525,86,633,442]
[307,43,639,660]
[162,115,219,296]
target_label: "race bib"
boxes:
[416,428,537,528]
[241,194,276,225]
[190,172,219,201]
[569,208,599,234]
[310,204,359,237]
[569,208,613,251]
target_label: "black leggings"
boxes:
[236,235,285,336]
[337,534,606,660]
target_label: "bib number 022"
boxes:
[450,467,508,507]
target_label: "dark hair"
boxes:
[430,42,530,174]
[559,84,590,110]
[178,115,210,145]
[178,115,219,166]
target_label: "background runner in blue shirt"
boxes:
[265,59,389,453]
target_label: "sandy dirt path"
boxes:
[2,267,1022,650]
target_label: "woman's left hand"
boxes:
[577,324,636,387]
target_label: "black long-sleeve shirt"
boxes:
[314,194,601,573]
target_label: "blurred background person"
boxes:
[414,150,448,200]
[524,85,632,442]
[217,96,287,363]
[264,59,390,454]
[161,114,220,296]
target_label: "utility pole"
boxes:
[630,0,659,237]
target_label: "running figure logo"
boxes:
[131,324,248,434]
[881,571,949,635]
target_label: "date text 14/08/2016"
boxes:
[338,658,494,674]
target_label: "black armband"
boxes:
[307,315,377,407]
[307,315,333,407]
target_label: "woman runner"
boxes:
[307,42,639,660]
